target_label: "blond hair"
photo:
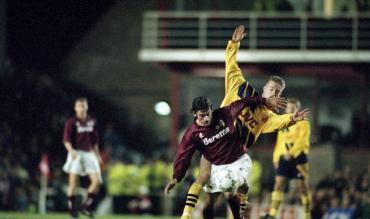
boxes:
[268,75,285,89]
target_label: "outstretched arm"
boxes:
[222,25,256,107]
[262,108,311,134]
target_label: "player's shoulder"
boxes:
[184,122,198,135]
[214,107,232,121]
[213,107,227,115]
[183,123,201,140]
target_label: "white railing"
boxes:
[141,11,370,51]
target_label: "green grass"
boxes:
[0,213,178,219]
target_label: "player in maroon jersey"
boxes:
[63,97,102,219]
[165,95,287,219]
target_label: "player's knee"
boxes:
[68,184,77,195]
[274,182,284,191]
[198,156,211,185]
[196,170,210,185]
[92,179,102,188]
[299,183,309,195]
[69,179,78,188]
[224,192,235,200]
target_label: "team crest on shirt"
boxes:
[261,115,269,123]
[199,133,204,138]
[215,120,226,130]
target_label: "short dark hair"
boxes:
[268,75,285,89]
[191,96,212,112]
[75,97,88,104]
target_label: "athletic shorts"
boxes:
[276,152,308,179]
[203,153,252,193]
[63,150,102,182]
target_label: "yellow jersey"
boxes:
[273,120,311,163]
[221,40,294,147]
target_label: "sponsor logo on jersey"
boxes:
[241,111,258,128]
[76,121,94,133]
[202,127,230,145]
[217,120,226,129]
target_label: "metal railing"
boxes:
[141,11,370,50]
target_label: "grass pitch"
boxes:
[0,213,178,219]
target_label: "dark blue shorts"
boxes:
[276,152,308,179]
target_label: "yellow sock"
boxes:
[269,190,284,217]
[301,193,312,219]
[239,193,248,215]
[183,183,203,216]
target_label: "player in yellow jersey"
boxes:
[263,98,311,219]
[166,25,310,219]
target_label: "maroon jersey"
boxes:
[173,96,265,181]
[63,116,99,151]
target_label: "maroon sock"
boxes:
[82,192,97,210]
[227,196,241,219]
[68,195,77,216]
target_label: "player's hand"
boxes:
[164,179,178,195]
[69,149,77,160]
[232,25,247,42]
[265,96,287,111]
[292,108,310,122]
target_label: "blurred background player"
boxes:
[263,98,311,219]
[63,97,103,219]
[165,95,287,219]
[187,25,310,219]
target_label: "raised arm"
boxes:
[222,25,257,107]
[224,25,247,96]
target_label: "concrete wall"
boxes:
[64,1,170,141]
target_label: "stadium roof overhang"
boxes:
[139,49,370,64]
[139,49,370,80]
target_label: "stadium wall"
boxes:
[63,1,170,141]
